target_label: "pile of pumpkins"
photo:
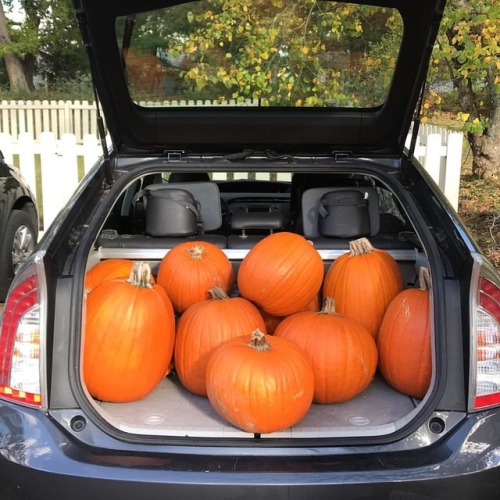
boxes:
[83,232,432,434]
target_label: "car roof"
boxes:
[74,0,446,156]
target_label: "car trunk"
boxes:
[79,162,435,440]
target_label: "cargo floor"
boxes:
[96,373,418,439]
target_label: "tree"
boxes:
[426,0,500,178]
[0,0,87,93]
[0,0,31,91]
[153,0,401,107]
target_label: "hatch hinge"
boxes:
[164,150,185,162]
[332,152,350,162]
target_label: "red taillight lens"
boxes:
[471,265,500,410]
[0,273,42,407]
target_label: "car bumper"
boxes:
[1,402,500,500]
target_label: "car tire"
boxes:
[0,208,38,302]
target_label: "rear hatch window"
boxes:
[118,1,403,108]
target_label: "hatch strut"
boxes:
[408,80,427,161]
[92,82,113,187]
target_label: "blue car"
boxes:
[0,0,499,498]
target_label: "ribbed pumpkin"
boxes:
[157,241,234,313]
[175,287,266,396]
[85,258,154,293]
[237,232,324,316]
[377,267,432,399]
[275,297,378,403]
[323,237,404,338]
[83,262,175,403]
[206,329,314,434]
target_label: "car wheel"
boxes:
[0,208,37,302]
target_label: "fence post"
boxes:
[18,132,38,197]
[424,133,443,187]
[443,132,463,210]
[40,132,63,231]
[0,133,14,164]
[82,134,101,174]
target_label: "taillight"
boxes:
[0,256,46,408]
[470,255,500,411]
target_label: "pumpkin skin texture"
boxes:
[323,237,404,339]
[83,262,175,403]
[175,287,266,396]
[85,259,155,293]
[206,330,314,434]
[377,268,432,399]
[275,298,378,403]
[157,241,234,313]
[237,232,324,316]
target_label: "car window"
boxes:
[116,0,403,108]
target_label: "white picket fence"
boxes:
[0,101,463,234]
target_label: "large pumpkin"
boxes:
[175,287,266,396]
[323,237,404,338]
[237,232,324,316]
[83,262,176,403]
[85,258,154,293]
[377,267,432,399]
[206,329,314,434]
[157,241,234,313]
[275,297,378,403]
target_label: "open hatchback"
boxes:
[0,0,500,498]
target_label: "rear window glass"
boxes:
[116,0,403,108]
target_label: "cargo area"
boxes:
[82,169,433,439]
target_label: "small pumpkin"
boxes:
[377,267,432,399]
[175,287,266,396]
[275,297,378,403]
[323,237,404,338]
[157,241,234,313]
[238,232,324,316]
[85,258,154,293]
[206,329,314,434]
[83,262,175,403]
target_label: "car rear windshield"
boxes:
[116,0,403,108]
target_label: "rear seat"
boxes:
[301,186,415,249]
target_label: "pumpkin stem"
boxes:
[187,245,204,260]
[127,261,153,288]
[208,287,230,300]
[349,237,374,256]
[418,267,432,291]
[247,329,271,352]
[319,297,338,316]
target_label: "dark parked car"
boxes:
[0,153,38,301]
[0,0,499,498]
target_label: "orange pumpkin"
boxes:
[83,262,175,403]
[206,329,314,434]
[238,232,324,316]
[258,294,320,334]
[85,258,154,293]
[175,287,266,396]
[323,237,404,338]
[275,297,378,403]
[157,241,234,313]
[377,267,432,399]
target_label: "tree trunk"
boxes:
[467,79,500,179]
[0,1,31,92]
